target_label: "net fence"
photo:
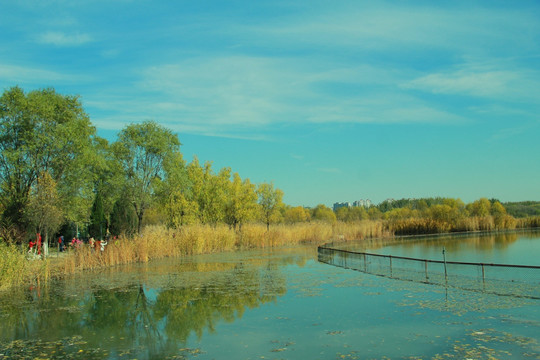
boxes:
[318,245,540,299]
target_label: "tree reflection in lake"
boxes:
[0,250,298,359]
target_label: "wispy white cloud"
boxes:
[0,63,91,84]
[130,56,463,136]
[6,1,535,141]
[489,126,528,141]
[38,31,93,46]
[403,62,540,103]
[248,4,540,55]
[404,70,514,97]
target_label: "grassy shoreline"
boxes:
[1,218,538,291]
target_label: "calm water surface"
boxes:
[362,230,540,266]
[0,231,539,359]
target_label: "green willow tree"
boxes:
[0,86,98,239]
[113,121,181,233]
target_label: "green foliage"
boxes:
[224,173,258,230]
[335,206,367,222]
[0,86,98,238]
[91,137,125,222]
[257,182,284,230]
[113,121,181,233]
[377,197,453,213]
[165,190,199,228]
[185,158,227,225]
[25,171,63,243]
[1,86,538,248]
[466,198,492,217]
[503,201,540,218]
[284,206,310,224]
[311,204,336,224]
[109,194,137,237]
[88,190,106,239]
[367,207,382,220]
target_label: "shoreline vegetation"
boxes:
[2,215,539,291]
[1,87,540,291]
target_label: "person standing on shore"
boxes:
[58,235,64,252]
[28,239,36,254]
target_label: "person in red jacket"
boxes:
[58,235,64,252]
[28,239,36,253]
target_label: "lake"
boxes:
[0,230,539,359]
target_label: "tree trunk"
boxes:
[137,212,143,234]
[43,233,49,257]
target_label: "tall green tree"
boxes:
[186,158,230,225]
[113,121,181,233]
[257,182,284,230]
[206,166,231,225]
[224,173,258,231]
[91,137,125,225]
[159,152,195,228]
[0,86,98,238]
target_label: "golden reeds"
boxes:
[40,221,390,277]
[0,243,27,289]
[1,214,538,290]
[0,243,54,290]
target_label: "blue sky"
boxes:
[1,0,539,207]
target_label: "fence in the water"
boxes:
[318,245,540,299]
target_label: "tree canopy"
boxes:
[0,87,97,237]
[0,86,529,245]
[112,120,182,233]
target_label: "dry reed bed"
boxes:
[2,216,539,290]
[51,221,388,278]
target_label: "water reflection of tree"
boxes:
[154,262,286,343]
[0,255,290,359]
[344,232,523,252]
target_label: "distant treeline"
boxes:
[331,197,540,235]
[502,201,540,218]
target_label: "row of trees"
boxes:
[0,87,285,245]
[0,87,532,246]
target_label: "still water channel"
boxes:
[1,230,539,359]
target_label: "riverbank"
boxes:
[1,217,539,290]
[1,221,387,290]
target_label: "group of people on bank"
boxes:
[28,233,108,257]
